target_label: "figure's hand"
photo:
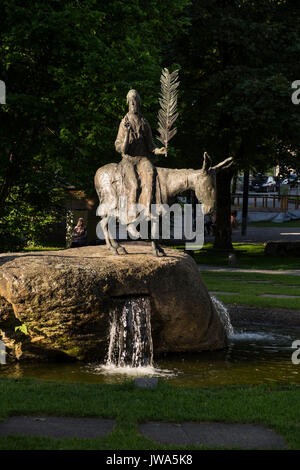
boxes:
[154,147,167,156]
[122,119,130,152]
[124,119,130,132]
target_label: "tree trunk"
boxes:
[231,173,237,204]
[213,168,234,249]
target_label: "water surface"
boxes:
[1,323,300,387]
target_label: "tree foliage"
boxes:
[168,0,300,247]
[1,0,300,250]
[0,0,189,249]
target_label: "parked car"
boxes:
[280,175,298,188]
[261,176,277,192]
[250,175,265,192]
[289,174,298,188]
[250,175,276,192]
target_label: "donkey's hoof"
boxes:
[154,246,166,257]
[152,250,165,257]
[110,248,119,255]
[157,250,166,257]
[118,246,128,255]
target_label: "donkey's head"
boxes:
[194,152,233,215]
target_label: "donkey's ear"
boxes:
[211,157,233,172]
[202,152,212,171]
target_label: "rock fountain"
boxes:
[0,244,227,362]
[0,75,233,367]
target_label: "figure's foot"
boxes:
[127,224,141,239]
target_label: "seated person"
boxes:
[70,218,87,247]
[204,214,213,235]
[231,210,238,231]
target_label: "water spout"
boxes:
[211,295,234,337]
[106,296,153,368]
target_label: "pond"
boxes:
[1,322,300,387]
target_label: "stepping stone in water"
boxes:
[134,378,158,389]
[139,422,286,449]
[0,416,115,439]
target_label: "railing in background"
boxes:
[232,194,300,212]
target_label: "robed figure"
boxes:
[115,89,166,223]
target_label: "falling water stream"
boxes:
[98,295,174,377]
[106,296,153,368]
[211,295,235,337]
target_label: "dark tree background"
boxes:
[0,0,189,248]
[0,0,299,250]
[169,0,300,248]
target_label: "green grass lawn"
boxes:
[177,243,300,270]
[248,220,300,228]
[201,271,300,309]
[0,378,299,450]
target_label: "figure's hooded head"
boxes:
[127,89,141,115]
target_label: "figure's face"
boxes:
[128,96,140,115]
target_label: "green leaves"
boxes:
[15,324,28,336]
[157,68,180,154]
[171,0,300,170]
[0,0,189,249]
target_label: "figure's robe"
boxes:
[114,113,163,223]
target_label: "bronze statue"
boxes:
[95,72,233,256]
[95,152,233,256]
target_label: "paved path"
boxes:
[0,415,286,449]
[210,290,300,298]
[139,421,286,449]
[206,226,300,244]
[232,226,300,243]
[0,416,115,439]
[198,265,300,275]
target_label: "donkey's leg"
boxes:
[115,246,127,254]
[157,243,166,256]
[117,244,128,255]
[101,217,118,255]
[150,214,166,257]
[109,233,128,255]
[107,221,128,255]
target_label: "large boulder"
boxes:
[0,244,226,362]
